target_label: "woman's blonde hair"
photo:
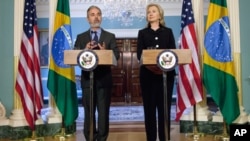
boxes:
[146,3,166,27]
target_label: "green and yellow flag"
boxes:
[203,0,240,124]
[47,0,78,126]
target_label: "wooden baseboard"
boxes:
[109,121,145,132]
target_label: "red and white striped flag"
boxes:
[15,0,43,130]
[176,0,203,121]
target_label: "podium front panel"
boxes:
[140,49,192,65]
[64,50,117,66]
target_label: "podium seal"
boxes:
[77,50,98,71]
[157,50,178,72]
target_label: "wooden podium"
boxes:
[64,49,117,141]
[140,49,192,140]
[64,49,117,66]
[140,49,192,65]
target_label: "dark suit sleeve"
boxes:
[167,28,177,76]
[101,30,119,60]
[74,35,81,50]
[109,33,120,60]
[74,32,90,50]
[137,30,143,61]
[168,29,176,49]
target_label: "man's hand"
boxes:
[85,41,100,50]
[98,42,105,50]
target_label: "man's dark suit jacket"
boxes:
[74,29,120,88]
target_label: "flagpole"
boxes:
[54,117,74,140]
[24,85,44,141]
[54,122,66,140]
[24,131,44,141]
[214,120,229,141]
[185,104,205,140]
[24,105,44,141]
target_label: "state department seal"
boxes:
[77,50,98,71]
[156,50,178,72]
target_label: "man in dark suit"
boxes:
[74,5,120,141]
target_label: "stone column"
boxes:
[227,0,248,124]
[10,0,29,127]
[0,102,9,126]
[44,0,62,124]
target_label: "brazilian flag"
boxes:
[203,0,240,124]
[47,0,78,126]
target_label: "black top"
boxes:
[137,26,176,76]
[137,26,176,61]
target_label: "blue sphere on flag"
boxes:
[204,16,232,62]
[52,24,72,68]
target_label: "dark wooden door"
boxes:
[111,38,142,104]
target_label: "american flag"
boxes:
[15,0,43,130]
[176,0,203,121]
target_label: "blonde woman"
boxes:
[137,3,176,141]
